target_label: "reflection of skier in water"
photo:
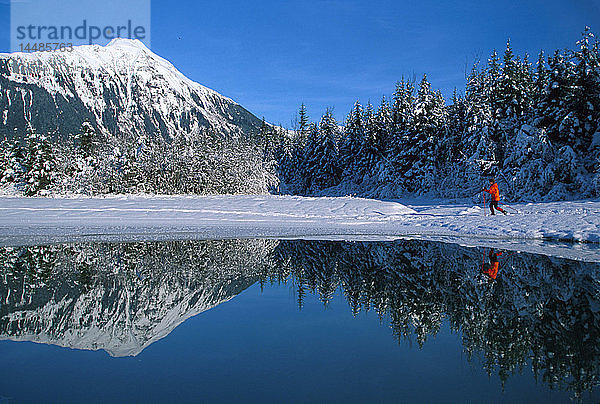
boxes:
[481,249,503,280]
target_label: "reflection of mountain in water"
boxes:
[269,240,600,398]
[0,240,276,357]
[1,239,599,397]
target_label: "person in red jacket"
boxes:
[481,249,503,280]
[483,178,507,215]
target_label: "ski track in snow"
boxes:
[0,195,599,262]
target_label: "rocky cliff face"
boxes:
[0,39,263,141]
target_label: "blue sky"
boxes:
[1,0,598,126]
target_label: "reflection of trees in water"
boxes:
[0,239,598,395]
[0,240,277,356]
[0,246,57,302]
[269,240,600,397]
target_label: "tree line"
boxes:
[0,123,277,196]
[267,28,600,200]
[1,28,598,200]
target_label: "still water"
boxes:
[0,239,599,403]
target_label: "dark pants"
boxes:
[490,200,505,215]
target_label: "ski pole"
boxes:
[499,250,517,273]
[483,191,487,216]
[481,247,486,273]
[499,202,520,214]
[501,251,517,262]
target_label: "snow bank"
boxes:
[0,195,598,261]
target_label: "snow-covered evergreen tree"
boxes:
[274,134,294,191]
[444,89,466,162]
[356,102,379,177]
[0,139,27,190]
[310,109,341,190]
[75,122,98,159]
[495,41,535,164]
[23,131,55,196]
[285,104,311,193]
[339,101,364,177]
[533,50,549,119]
[403,74,446,192]
[571,27,600,154]
[539,50,577,147]
[391,78,415,136]
[297,103,309,135]
[298,122,320,193]
[375,96,393,158]
[462,62,495,168]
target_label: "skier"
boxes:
[482,178,507,215]
[481,249,503,280]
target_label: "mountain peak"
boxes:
[0,39,262,140]
[106,37,150,52]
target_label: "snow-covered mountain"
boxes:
[0,39,263,140]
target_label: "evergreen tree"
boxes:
[570,26,600,153]
[518,53,535,118]
[0,139,27,189]
[339,101,364,176]
[375,96,393,158]
[274,133,294,189]
[444,89,467,162]
[538,50,577,147]
[463,62,494,165]
[300,122,320,193]
[0,140,8,182]
[357,102,379,176]
[493,41,535,163]
[258,118,282,160]
[390,78,415,158]
[75,122,98,159]
[310,109,341,190]
[498,42,534,122]
[23,131,55,196]
[298,103,309,135]
[533,50,549,119]
[486,49,503,150]
[289,105,311,190]
[403,75,446,192]
[391,78,415,134]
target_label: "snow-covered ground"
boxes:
[0,195,599,261]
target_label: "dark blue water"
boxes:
[0,239,598,403]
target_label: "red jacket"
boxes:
[484,183,500,201]
[482,261,499,279]
[481,251,503,280]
